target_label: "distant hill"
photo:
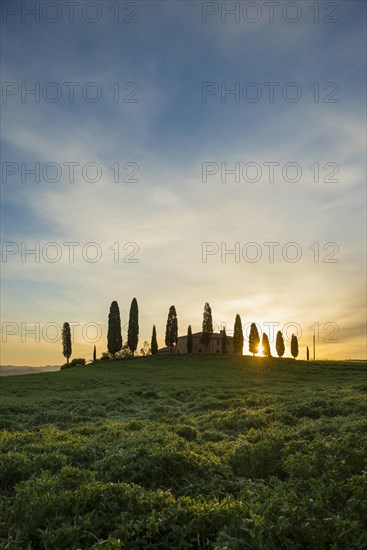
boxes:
[0,365,61,376]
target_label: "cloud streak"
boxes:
[1,1,366,364]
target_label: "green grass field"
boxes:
[1,356,366,549]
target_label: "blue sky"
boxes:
[1,0,366,364]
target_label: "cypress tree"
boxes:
[62,322,72,364]
[187,325,193,354]
[151,325,158,355]
[93,345,97,362]
[262,332,271,357]
[127,297,139,356]
[221,327,227,354]
[107,301,122,358]
[233,314,244,355]
[249,323,260,356]
[306,346,310,361]
[165,305,178,354]
[201,302,213,353]
[291,334,299,359]
[276,331,285,357]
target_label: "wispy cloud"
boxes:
[1,1,365,364]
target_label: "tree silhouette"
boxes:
[306,346,310,361]
[151,325,158,355]
[93,345,97,362]
[276,331,285,357]
[249,323,260,356]
[127,297,139,356]
[221,327,227,354]
[187,325,193,354]
[139,341,151,356]
[165,305,178,354]
[262,332,271,357]
[62,322,72,364]
[201,302,213,353]
[233,314,244,355]
[107,301,122,358]
[291,334,299,359]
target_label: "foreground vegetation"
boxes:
[1,356,366,549]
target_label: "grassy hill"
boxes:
[1,356,366,549]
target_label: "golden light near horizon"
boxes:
[1,299,365,366]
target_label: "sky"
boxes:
[1,0,366,365]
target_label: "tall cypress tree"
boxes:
[249,323,260,356]
[62,322,72,364]
[306,346,310,361]
[165,305,178,354]
[262,332,271,357]
[201,302,213,353]
[151,325,158,355]
[221,327,227,354]
[187,325,193,354]
[93,345,97,362]
[233,314,244,355]
[107,301,122,358]
[276,331,285,357]
[127,297,139,356]
[291,334,299,359]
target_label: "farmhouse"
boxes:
[158,332,235,355]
